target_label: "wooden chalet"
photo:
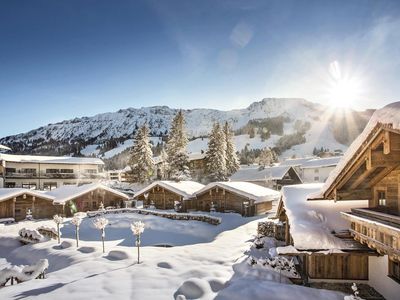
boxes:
[275,184,375,283]
[229,165,302,190]
[193,181,280,216]
[47,183,130,217]
[0,189,60,221]
[134,181,205,210]
[306,103,400,300]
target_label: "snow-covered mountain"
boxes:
[0,98,373,163]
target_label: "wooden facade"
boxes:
[318,124,400,266]
[135,185,183,210]
[306,254,369,280]
[275,199,372,281]
[194,186,272,216]
[0,193,60,221]
[61,189,129,217]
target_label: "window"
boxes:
[5,182,16,188]
[60,169,73,173]
[5,168,16,174]
[43,182,57,191]
[92,201,97,208]
[378,191,386,206]
[314,176,319,181]
[21,168,37,174]
[46,169,59,174]
[389,258,400,283]
[22,183,37,189]
[84,169,97,174]
[63,182,75,185]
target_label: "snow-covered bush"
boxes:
[71,214,83,247]
[249,256,300,279]
[131,221,145,263]
[53,214,64,244]
[344,283,365,300]
[0,259,48,287]
[18,228,46,244]
[93,217,108,253]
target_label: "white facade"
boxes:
[301,165,337,183]
[368,255,400,300]
[0,154,105,190]
[299,157,341,183]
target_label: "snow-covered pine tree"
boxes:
[129,124,155,183]
[157,147,169,180]
[223,121,240,177]
[166,110,191,181]
[205,122,227,181]
[258,147,276,167]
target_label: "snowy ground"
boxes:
[0,213,346,300]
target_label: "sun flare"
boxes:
[327,61,362,108]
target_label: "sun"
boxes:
[326,61,362,108]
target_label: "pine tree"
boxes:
[166,111,191,181]
[157,148,169,180]
[129,124,155,183]
[258,147,277,167]
[223,122,239,176]
[205,123,227,181]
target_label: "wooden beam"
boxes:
[368,165,399,188]
[349,167,376,190]
[336,188,371,200]
[383,130,391,154]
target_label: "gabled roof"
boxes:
[300,156,341,169]
[312,101,400,199]
[0,188,54,203]
[230,165,299,182]
[196,181,280,203]
[280,183,368,250]
[46,183,129,204]
[134,180,205,200]
[0,153,104,165]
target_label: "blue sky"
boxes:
[1,0,400,137]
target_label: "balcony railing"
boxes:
[5,171,105,179]
[341,208,400,259]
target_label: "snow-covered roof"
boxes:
[196,181,280,203]
[46,183,129,204]
[280,157,315,167]
[0,188,54,203]
[280,183,368,250]
[315,101,400,199]
[153,152,205,165]
[134,180,205,200]
[299,156,341,169]
[230,165,295,181]
[0,153,104,165]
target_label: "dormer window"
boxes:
[378,191,386,206]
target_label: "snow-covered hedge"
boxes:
[87,208,221,225]
[0,259,48,287]
[37,226,59,240]
[18,228,46,244]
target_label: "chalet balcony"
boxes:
[5,171,105,180]
[341,208,400,260]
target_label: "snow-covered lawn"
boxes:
[0,213,345,299]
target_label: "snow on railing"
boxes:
[87,208,221,225]
[0,259,48,287]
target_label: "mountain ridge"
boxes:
[0,98,374,164]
